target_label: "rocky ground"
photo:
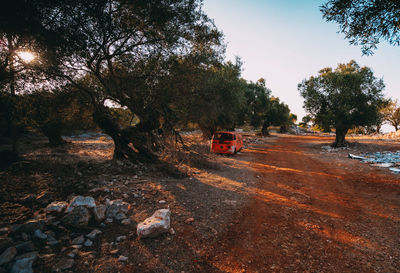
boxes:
[0,132,399,272]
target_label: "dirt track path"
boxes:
[207,135,400,273]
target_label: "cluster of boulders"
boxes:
[0,195,172,272]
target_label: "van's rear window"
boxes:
[213,133,235,140]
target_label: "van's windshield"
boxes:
[213,133,235,141]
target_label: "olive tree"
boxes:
[382,99,400,131]
[298,60,385,147]
[261,97,291,136]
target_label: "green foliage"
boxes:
[262,97,291,135]
[178,59,246,138]
[298,60,386,146]
[321,0,400,55]
[244,78,271,128]
[289,113,297,124]
[382,99,400,130]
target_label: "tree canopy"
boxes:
[321,0,400,54]
[298,60,385,146]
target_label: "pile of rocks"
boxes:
[0,194,172,272]
[349,152,400,174]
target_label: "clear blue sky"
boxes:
[203,0,400,125]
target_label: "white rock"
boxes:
[46,201,68,213]
[86,229,102,240]
[116,236,126,242]
[137,209,171,238]
[121,219,131,225]
[158,200,166,204]
[118,255,128,262]
[66,196,96,213]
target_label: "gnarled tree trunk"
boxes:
[261,122,270,136]
[93,106,158,162]
[333,126,349,147]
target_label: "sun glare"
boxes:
[17,51,35,63]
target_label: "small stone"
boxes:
[34,229,47,240]
[62,206,91,228]
[46,201,68,214]
[121,219,131,225]
[105,199,130,220]
[93,204,106,222]
[116,236,126,243]
[115,212,127,221]
[66,196,96,213]
[122,193,129,199]
[185,218,195,224]
[86,229,102,240]
[158,200,166,204]
[105,218,113,224]
[51,258,75,272]
[0,246,17,266]
[84,239,93,247]
[118,255,128,262]
[10,251,38,273]
[71,235,85,245]
[66,252,76,258]
[169,228,175,235]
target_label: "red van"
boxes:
[210,131,243,154]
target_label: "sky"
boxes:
[203,0,400,128]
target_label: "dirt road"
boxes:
[205,135,400,273]
[2,134,399,273]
